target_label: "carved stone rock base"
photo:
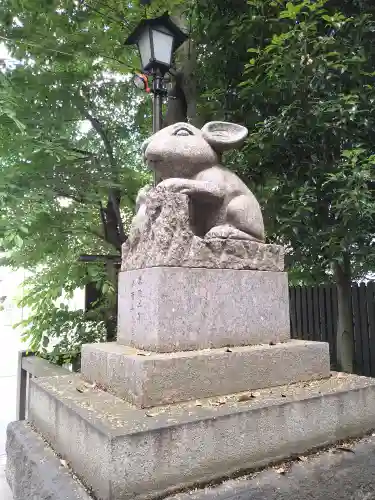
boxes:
[121,187,284,272]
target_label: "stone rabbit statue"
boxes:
[139,121,265,242]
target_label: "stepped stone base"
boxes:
[8,421,375,500]
[81,340,330,407]
[25,372,375,500]
[169,431,375,500]
[118,267,290,352]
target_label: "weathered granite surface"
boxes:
[6,421,92,500]
[142,121,265,242]
[9,420,375,500]
[26,372,375,500]
[81,340,330,407]
[121,188,284,271]
[117,268,290,352]
[168,433,375,500]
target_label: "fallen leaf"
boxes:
[297,456,308,462]
[195,401,203,407]
[225,348,232,353]
[145,411,157,417]
[60,459,68,467]
[137,352,152,356]
[76,386,85,393]
[336,446,355,454]
[216,399,226,405]
[269,340,276,346]
[275,467,286,475]
[238,393,253,402]
[281,394,287,398]
[93,382,107,392]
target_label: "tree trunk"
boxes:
[180,38,199,126]
[104,261,119,342]
[163,71,188,126]
[164,15,197,127]
[333,253,354,373]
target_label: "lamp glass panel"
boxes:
[151,28,174,66]
[137,28,152,70]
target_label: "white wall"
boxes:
[0,268,26,328]
[0,266,85,333]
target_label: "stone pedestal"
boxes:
[117,268,290,352]
[20,372,375,500]
[8,404,375,500]
[81,340,330,407]
[7,188,375,500]
[82,263,331,410]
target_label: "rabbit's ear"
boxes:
[201,122,248,152]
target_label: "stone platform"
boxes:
[168,431,375,500]
[23,371,375,500]
[6,421,91,500]
[81,340,330,407]
[8,420,375,500]
[118,267,290,352]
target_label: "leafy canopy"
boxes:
[0,0,187,360]
[196,0,375,283]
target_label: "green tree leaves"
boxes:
[0,0,163,360]
[236,0,375,282]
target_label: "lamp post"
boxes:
[125,13,188,137]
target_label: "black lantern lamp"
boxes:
[125,13,188,76]
[126,13,188,185]
[126,13,187,136]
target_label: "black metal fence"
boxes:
[289,282,375,376]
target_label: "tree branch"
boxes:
[68,147,96,158]
[82,0,131,29]
[77,104,115,162]
[88,229,108,243]
[99,201,108,240]
[75,97,126,244]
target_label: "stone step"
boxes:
[167,432,375,500]
[6,421,92,500]
[81,339,330,407]
[28,371,375,500]
[118,267,290,353]
[8,421,375,500]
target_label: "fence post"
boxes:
[16,350,27,420]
